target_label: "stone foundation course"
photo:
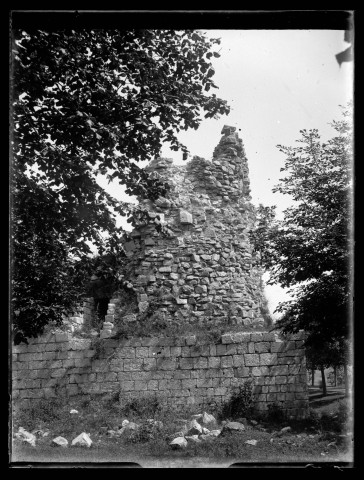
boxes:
[12,330,308,419]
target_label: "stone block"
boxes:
[254,342,270,353]
[147,380,159,390]
[12,344,28,354]
[138,301,149,313]
[225,344,237,355]
[144,237,155,246]
[180,210,193,224]
[252,366,270,376]
[159,266,172,273]
[176,298,188,304]
[158,358,177,370]
[236,344,248,354]
[50,368,67,378]
[267,393,277,402]
[270,342,285,353]
[268,385,280,393]
[20,389,44,399]
[185,336,197,346]
[117,347,135,359]
[179,358,194,370]
[173,370,191,379]
[170,346,182,356]
[275,376,288,384]
[221,333,233,344]
[74,358,92,368]
[262,332,277,342]
[135,347,150,358]
[68,351,85,359]
[259,353,278,365]
[134,380,148,391]
[270,365,289,375]
[221,356,233,368]
[216,344,227,356]
[18,352,43,362]
[250,333,263,342]
[244,354,260,366]
[208,357,221,369]
[120,381,135,391]
[232,355,245,367]
[194,357,208,369]
[140,337,160,347]
[55,332,70,343]
[123,359,143,371]
[234,367,250,378]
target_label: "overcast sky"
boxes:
[97,29,353,317]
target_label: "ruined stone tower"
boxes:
[117,126,269,331]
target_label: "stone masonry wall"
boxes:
[12,330,308,419]
[110,126,269,331]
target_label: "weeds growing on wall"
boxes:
[219,378,255,420]
[266,402,286,423]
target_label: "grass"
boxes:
[10,387,353,466]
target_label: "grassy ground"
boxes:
[10,386,353,467]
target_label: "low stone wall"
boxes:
[12,330,308,418]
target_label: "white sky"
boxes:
[97,29,353,317]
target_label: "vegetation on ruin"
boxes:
[251,104,353,381]
[12,387,352,464]
[11,28,230,343]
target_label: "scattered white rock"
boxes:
[121,419,130,427]
[191,414,203,420]
[185,435,201,443]
[187,419,203,436]
[245,439,258,446]
[123,422,139,431]
[170,429,187,440]
[71,432,92,448]
[70,409,79,414]
[280,426,292,434]
[221,421,245,434]
[146,419,163,429]
[15,427,36,447]
[200,434,216,441]
[201,412,216,425]
[208,430,221,437]
[250,419,258,426]
[52,436,68,447]
[170,436,188,449]
[201,427,210,435]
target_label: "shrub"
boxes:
[120,395,163,419]
[126,419,164,444]
[266,403,286,423]
[219,378,255,420]
[13,397,66,431]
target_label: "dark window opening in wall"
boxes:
[95,297,109,325]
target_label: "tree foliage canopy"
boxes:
[11,29,230,342]
[252,104,353,359]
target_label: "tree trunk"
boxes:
[320,366,327,396]
[333,366,337,387]
[311,368,315,386]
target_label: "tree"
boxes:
[252,104,353,377]
[11,29,230,343]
